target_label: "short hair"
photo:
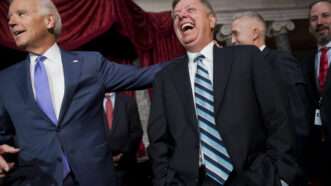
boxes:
[309,0,331,12]
[9,0,62,37]
[39,0,62,37]
[232,11,267,37]
[172,0,216,17]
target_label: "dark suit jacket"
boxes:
[108,94,143,169]
[262,48,309,167]
[302,49,331,140]
[148,45,300,186]
[301,49,331,176]
[0,49,162,186]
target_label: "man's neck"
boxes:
[26,38,57,55]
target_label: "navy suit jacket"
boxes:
[0,49,162,186]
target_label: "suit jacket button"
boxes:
[57,157,62,162]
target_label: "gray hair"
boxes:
[232,11,266,37]
[39,0,62,37]
[172,0,216,17]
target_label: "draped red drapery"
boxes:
[0,0,185,66]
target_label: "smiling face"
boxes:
[8,0,56,54]
[309,1,331,46]
[172,0,216,52]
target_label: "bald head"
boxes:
[231,11,266,47]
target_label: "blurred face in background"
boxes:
[309,1,331,46]
[231,17,256,46]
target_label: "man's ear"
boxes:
[44,14,56,30]
[209,14,216,30]
[252,27,260,41]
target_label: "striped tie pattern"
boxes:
[194,55,233,185]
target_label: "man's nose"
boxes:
[8,16,17,28]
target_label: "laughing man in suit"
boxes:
[147,0,300,185]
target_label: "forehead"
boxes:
[9,0,39,12]
[174,0,204,11]
[232,18,251,29]
[310,2,331,15]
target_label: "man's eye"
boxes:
[322,13,331,18]
[187,8,195,13]
[173,14,179,21]
[310,16,317,22]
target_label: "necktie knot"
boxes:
[194,54,205,64]
[36,55,47,64]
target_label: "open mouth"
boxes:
[13,30,25,37]
[181,22,195,32]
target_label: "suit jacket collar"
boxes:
[58,49,81,124]
[172,55,199,136]
[213,46,233,115]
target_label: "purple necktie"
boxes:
[34,55,57,124]
[34,55,70,179]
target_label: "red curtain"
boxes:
[0,0,185,66]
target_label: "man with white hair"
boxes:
[0,0,163,185]
[231,12,308,184]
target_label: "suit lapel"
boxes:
[213,46,233,115]
[58,50,81,124]
[172,56,199,136]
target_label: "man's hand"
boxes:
[112,153,123,167]
[0,144,19,177]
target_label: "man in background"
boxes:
[231,11,307,184]
[104,92,143,186]
[302,1,331,185]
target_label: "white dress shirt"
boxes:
[29,43,65,119]
[103,92,116,111]
[187,41,214,105]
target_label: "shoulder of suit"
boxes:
[0,59,25,79]
[159,55,186,72]
[218,45,260,54]
[66,50,102,59]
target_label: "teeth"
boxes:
[181,22,194,31]
[13,31,23,36]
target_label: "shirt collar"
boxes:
[29,43,61,63]
[318,41,331,50]
[259,45,266,51]
[187,41,214,63]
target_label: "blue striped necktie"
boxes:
[34,55,70,179]
[194,55,233,185]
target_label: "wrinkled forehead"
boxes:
[9,0,39,11]
[310,2,331,15]
[173,0,203,11]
